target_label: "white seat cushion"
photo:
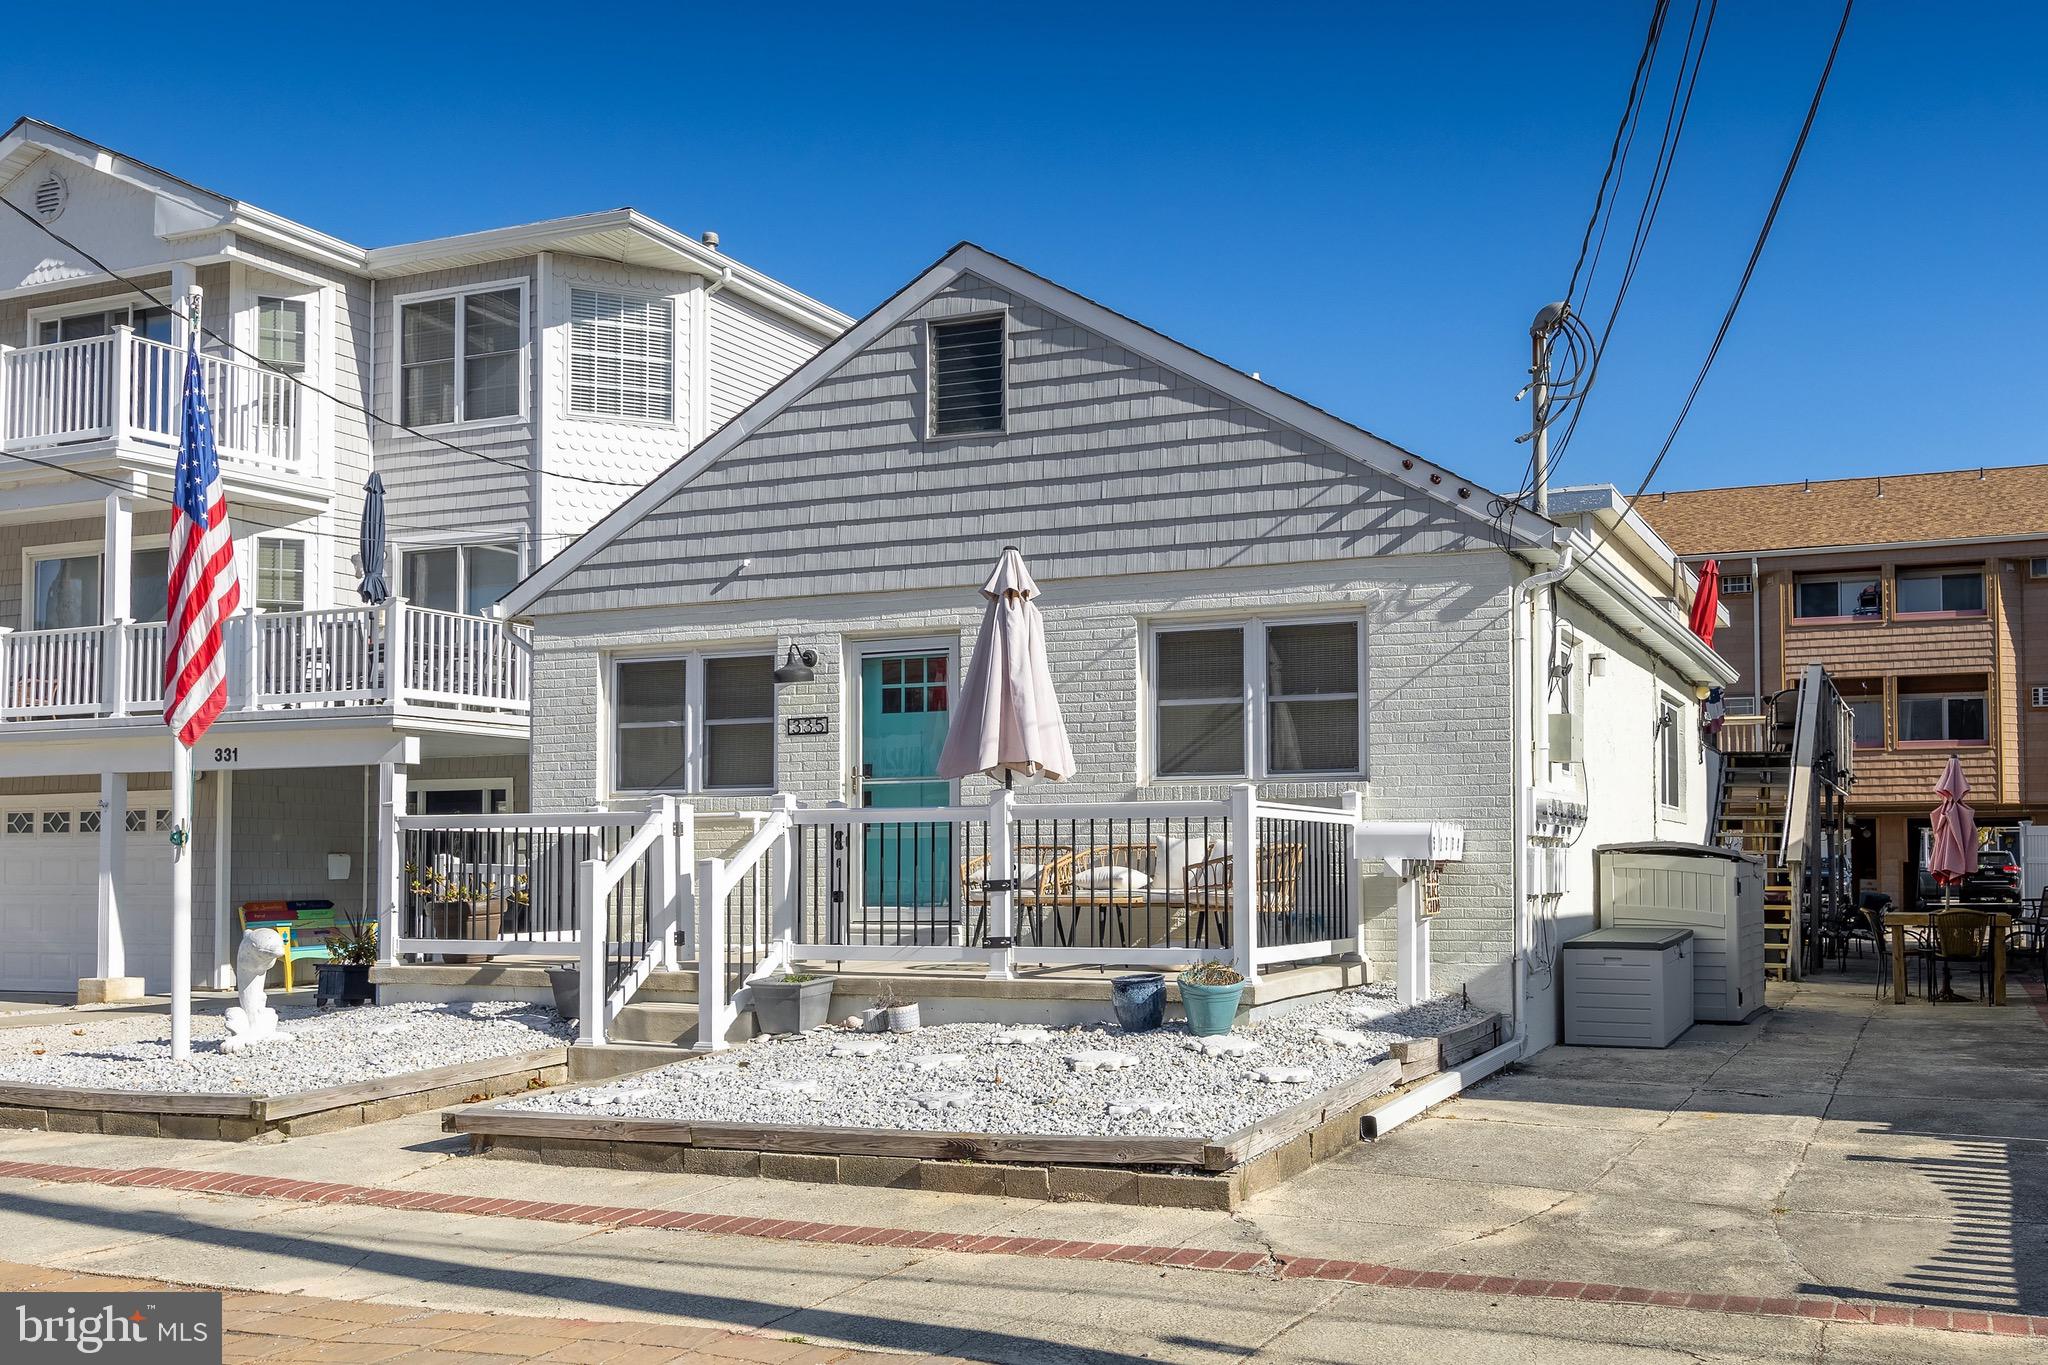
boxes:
[1072,864,1151,892]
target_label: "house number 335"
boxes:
[212,746,240,764]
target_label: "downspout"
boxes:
[1750,555,1762,707]
[1510,546,1576,1054]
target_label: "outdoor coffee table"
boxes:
[1886,910,2010,1005]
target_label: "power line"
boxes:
[1569,0,1855,579]
[1546,0,1720,484]
[0,195,652,490]
[0,440,589,549]
[1561,0,1674,311]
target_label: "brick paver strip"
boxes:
[1,1158,2042,1339]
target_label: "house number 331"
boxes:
[212,746,240,764]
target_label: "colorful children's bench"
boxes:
[237,901,340,989]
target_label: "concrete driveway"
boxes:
[0,972,2039,1360]
[1246,973,2048,1321]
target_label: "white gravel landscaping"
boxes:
[0,1002,571,1097]
[507,985,1481,1139]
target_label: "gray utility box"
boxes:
[1597,842,1766,1023]
[1562,927,1696,1049]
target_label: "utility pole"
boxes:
[1528,302,1568,518]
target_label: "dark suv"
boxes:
[1916,849,2022,905]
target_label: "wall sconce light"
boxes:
[773,644,819,686]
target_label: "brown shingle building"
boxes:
[1639,463,2048,908]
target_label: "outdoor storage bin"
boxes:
[1597,841,1765,1023]
[1562,927,1696,1048]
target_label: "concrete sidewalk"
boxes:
[0,974,2038,1361]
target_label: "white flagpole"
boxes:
[168,285,203,1063]
[170,739,193,1060]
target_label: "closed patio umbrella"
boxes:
[1927,755,1979,1001]
[1929,755,1976,896]
[1687,558,1721,647]
[357,473,389,604]
[938,546,1075,786]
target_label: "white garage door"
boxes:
[0,801,176,994]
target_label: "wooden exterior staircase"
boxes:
[1711,665,1855,980]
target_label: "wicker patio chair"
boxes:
[1930,909,1998,1003]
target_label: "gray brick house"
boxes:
[499,243,1735,1055]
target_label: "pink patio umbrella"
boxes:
[937,547,1075,787]
[1928,755,1977,897]
[1926,755,1978,1000]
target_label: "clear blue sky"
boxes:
[7,2,2041,498]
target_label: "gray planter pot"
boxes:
[547,966,580,1022]
[752,977,835,1035]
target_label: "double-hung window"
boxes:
[1794,573,1881,620]
[256,298,306,373]
[1898,689,1987,744]
[1656,696,1686,810]
[254,536,307,613]
[403,543,521,615]
[1894,569,1984,615]
[399,285,523,426]
[1151,618,1363,779]
[569,288,674,421]
[613,653,775,793]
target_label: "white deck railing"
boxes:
[0,328,306,477]
[0,598,530,723]
[383,791,1464,1051]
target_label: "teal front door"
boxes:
[861,651,952,911]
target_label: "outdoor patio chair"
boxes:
[1930,909,1998,1004]
[2007,893,2048,979]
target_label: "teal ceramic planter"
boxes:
[1178,975,1246,1036]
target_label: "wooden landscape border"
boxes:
[446,1014,1502,1210]
[0,1049,568,1142]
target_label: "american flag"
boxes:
[165,338,241,745]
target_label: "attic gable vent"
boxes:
[31,171,66,222]
[929,314,1006,437]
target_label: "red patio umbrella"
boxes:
[1687,559,1721,647]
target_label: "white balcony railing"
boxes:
[0,328,306,478]
[0,598,529,723]
[390,791,1468,1049]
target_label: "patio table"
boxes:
[1885,910,2010,1005]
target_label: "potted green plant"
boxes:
[317,911,377,1008]
[1177,961,1246,1036]
[751,972,835,1035]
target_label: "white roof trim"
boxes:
[1551,536,1737,687]
[362,209,849,335]
[500,242,1559,617]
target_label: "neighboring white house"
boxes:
[0,117,847,997]
[497,242,1737,1056]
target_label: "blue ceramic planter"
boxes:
[1178,975,1246,1036]
[1110,973,1165,1031]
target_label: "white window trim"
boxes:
[565,285,679,427]
[607,648,778,798]
[394,538,526,616]
[1792,572,1882,621]
[405,779,515,815]
[391,277,530,432]
[1143,612,1368,783]
[924,310,1010,441]
[1656,692,1688,814]
[20,535,173,630]
[23,291,165,345]
[1897,691,1990,744]
[248,530,314,614]
[2030,685,2048,708]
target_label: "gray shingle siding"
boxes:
[371,258,539,546]
[534,274,1489,617]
